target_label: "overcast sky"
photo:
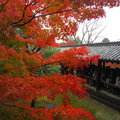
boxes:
[77,6,120,43]
[102,7,120,42]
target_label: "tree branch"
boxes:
[10,0,37,26]
[0,101,16,107]
[28,4,55,17]
[11,9,72,27]
[0,0,9,13]
[92,25,106,42]
[36,9,72,18]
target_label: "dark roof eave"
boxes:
[60,41,120,48]
[99,58,120,64]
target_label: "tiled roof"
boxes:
[60,42,120,63]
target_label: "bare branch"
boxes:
[80,19,106,44]
[92,25,106,42]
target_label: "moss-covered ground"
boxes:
[0,92,120,120]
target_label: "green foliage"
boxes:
[0,57,29,77]
[27,45,61,76]
[40,47,60,59]
[27,44,38,53]
[0,57,27,76]
[37,65,61,76]
[0,103,34,120]
[68,36,83,44]
[0,32,25,51]
[37,47,61,76]
[0,61,7,74]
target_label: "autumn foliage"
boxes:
[0,0,120,120]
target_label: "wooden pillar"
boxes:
[102,61,105,69]
[69,68,74,75]
[76,67,80,77]
[64,66,69,74]
[31,99,36,108]
[60,64,69,75]
[60,64,65,75]
[96,60,102,91]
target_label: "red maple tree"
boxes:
[0,0,119,120]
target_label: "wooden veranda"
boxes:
[60,42,120,111]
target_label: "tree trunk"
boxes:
[31,99,36,108]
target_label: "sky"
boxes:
[77,6,120,43]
